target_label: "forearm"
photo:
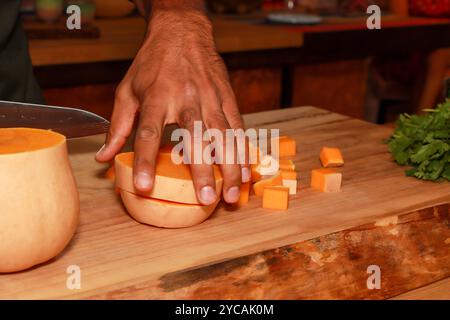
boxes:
[133,0,206,19]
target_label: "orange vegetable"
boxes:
[273,135,296,157]
[0,128,79,273]
[115,150,223,228]
[281,170,298,195]
[120,190,219,228]
[281,170,297,180]
[262,186,290,210]
[320,147,344,168]
[253,172,283,197]
[238,182,250,206]
[115,152,223,204]
[279,159,295,171]
[252,154,279,176]
[311,168,342,192]
[251,165,263,182]
[105,165,116,181]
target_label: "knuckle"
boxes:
[183,81,198,99]
[114,83,127,102]
[207,111,229,129]
[225,167,241,184]
[136,124,160,142]
[178,107,200,128]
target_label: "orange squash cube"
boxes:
[281,170,297,180]
[262,186,290,210]
[251,165,263,182]
[320,147,344,168]
[279,159,295,171]
[272,136,296,157]
[311,168,342,192]
[238,182,250,206]
[253,172,283,197]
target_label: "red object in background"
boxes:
[409,0,450,17]
[263,0,286,10]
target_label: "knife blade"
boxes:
[0,100,110,139]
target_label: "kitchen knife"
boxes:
[0,100,110,139]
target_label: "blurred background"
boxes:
[22,0,450,124]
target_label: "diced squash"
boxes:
[279,159,295,171]
[272,135,296,157]
[320,147,344,168]
[251,165,263,182]
[253,172,283,197]
[311,168,342,192]
[252,154,279,176]
[282,179,297,195]
[281,170,297,180]
[238,182,250,206]
[262,186,290,210]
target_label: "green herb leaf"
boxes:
[388,99,450,182]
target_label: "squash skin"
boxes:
[120,190,219,228]
[0,129,79,273]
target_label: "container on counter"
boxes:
[35,0,64,23]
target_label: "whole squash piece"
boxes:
[0,128,79,273]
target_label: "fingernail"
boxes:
[135,172,152,190]
[227,186,240,203]
[200,186,217,205]
[96,144,106,157]
[241,167,251,183]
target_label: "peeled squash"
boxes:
[0,128,79,273]
[115,151,223,228]
[115,152,223,204]
[120,190,219,228]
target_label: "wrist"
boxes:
[146,9,214,46]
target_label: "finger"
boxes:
[96,83,138,163]
[219,83,250,183]
[178,106,218,206]
[133,104,165,192]
[204,108,242,204]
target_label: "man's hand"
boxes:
[95,2,250,205]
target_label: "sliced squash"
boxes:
[120,190,219,228]
[115,152,223,204]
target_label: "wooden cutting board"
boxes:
[1,106,449,299]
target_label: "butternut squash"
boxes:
[115,152,223,204]
[262,186,290,210]
[0,128,79,273]
[120,190,219,228]
[311,168,342,192]
[319,147,344,168]
[253,172,283,197]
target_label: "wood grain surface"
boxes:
[27,16,303,67]
[0,106,449,299]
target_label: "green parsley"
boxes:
[388,99,450,182]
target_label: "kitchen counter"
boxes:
[1,106,449,299]
[27,15,303,67]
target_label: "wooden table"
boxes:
[1,106,449,299]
